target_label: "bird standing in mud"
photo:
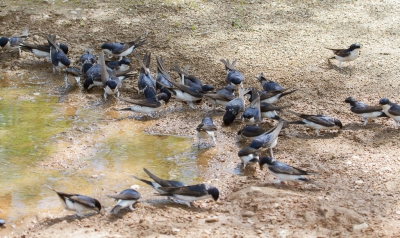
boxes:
[0,29,29,56]
[46,185,101,217]
[289,110,342,136]
[223,87,248,125]
[101,36,146,60]
[47,34,71,87]
[259,156,320,186]
[249,120,285,158]
[196,116,217,147]
[158,184,220,207]
[379,98,400,129]
[99,51,122,99]
[221,58,244,86]
[108,189,141,214]
[345,97,387,126]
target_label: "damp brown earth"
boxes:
[1,0,400,237]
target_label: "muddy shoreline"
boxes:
[1,0,400,237]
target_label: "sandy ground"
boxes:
[2,0,400,237]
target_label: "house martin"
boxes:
[220,58,244,86]
[47,185,101,217]
[259,156,320,186]
[158,184,219,207]
[379,98,400,129]
[327,43,361,68]
[132,168,185,194]
[289,110,342,136]
[345,96,387,126]
[249,120,285,157]
[196,116,217,147]
[108,189,141,214]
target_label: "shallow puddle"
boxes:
[0,73,208,233]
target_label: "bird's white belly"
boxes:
[104,86,118,95]
[119,46,134,57]
[261,111,277,118]
[65,198,92,212]
[174,194,211,202]
[130,105,160,114]
[303,120,332,130]
[243,117,256,125]
[268,170,303,181]
[262,95,279,104]
[175,90,200,101]
[382,107,400,120]
[336,49,360,62]
[116,199,136,208]
[32,49,50,58]
[270,137,278,149]
[356,111,382,118]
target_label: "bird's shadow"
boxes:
[325,59,353,75]
[145,199,213,213]
[342,122,383,132]
[255,181,323,192]
[288,130,341,140]
[106,208,137,221]
[38,212,100,228]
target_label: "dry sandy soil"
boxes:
[1,0,400,237]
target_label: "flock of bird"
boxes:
[1,29,400,221]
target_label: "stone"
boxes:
[353,222,368,231]
[205,216,219,223]
[242,211,255,217]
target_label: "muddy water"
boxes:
[0,73,207,233]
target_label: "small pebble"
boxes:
[205,216,219,223]
[242,211,255,217]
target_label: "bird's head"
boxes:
[344,96,357,104]
[379,98,391,106]
[259,156,274,170]
[207,186,220,201]
[0,37,9,47]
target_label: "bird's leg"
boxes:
[117,91,120,98]
[197,134,201,148]
[129,204,135,211]
[64,73,69,88]
[211,135,217,146]
[53,66,56,74]
[315,129,321,136]
[104,91,108,100]
[188,101,195,109]
[362,118,368,126]
[273,179,281,184]
[395,120,399,129]
[74,76,81,84]
[181,74,185,85]
[270,148,274,158]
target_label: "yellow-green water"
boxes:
[0,75,206,231]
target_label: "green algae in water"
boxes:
[0,88,70,186]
